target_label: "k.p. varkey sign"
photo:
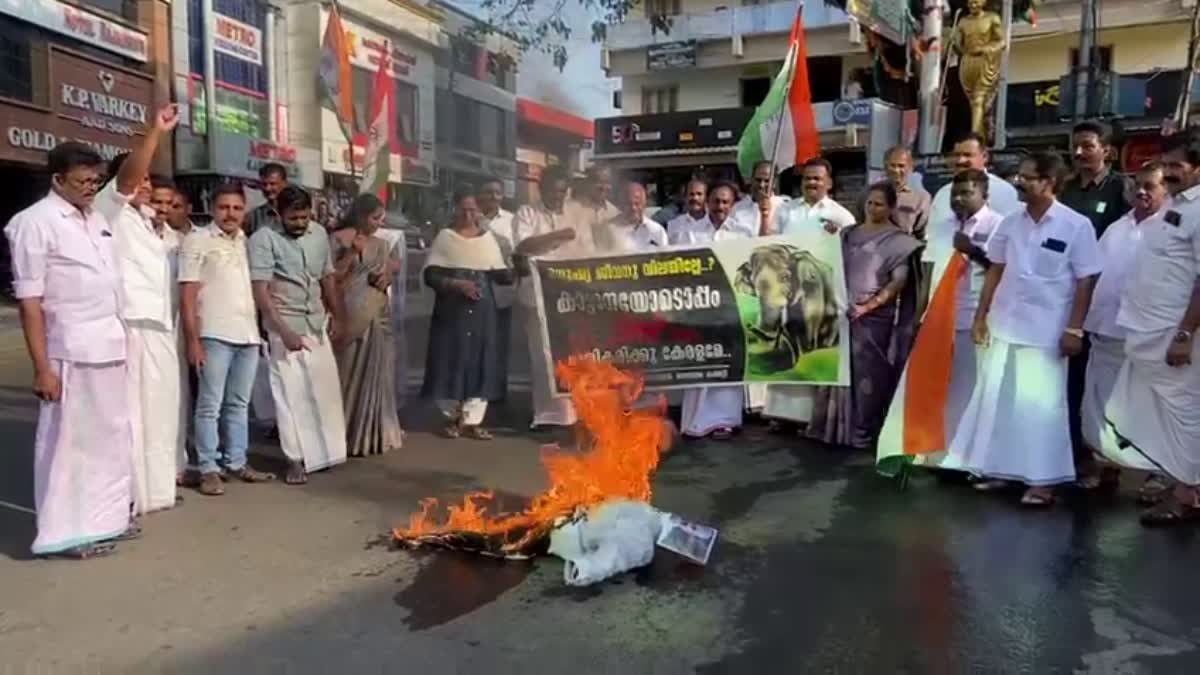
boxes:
[0,0,149,62]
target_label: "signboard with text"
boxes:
[531,233,850,394]
[1,47,154,164]
[0,0,148,62]
[213,12,263,66]
[647,41,697,71]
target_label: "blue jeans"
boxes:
[193,338,260,474]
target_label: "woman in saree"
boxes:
[808,182,923,450]
[421,191,513,440]
[331,194,405,456]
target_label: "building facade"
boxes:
[515,97,593,204]
[430,0,519,210]
[171,0,313,217]
[285,0,441,221]
[600,0,900,206]
[0,0,170,226]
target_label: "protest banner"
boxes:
[530,232,850,394]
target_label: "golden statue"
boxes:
[953,0,1005,139]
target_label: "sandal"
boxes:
[1140,497,1200,527]
[108,522,143,543]
[198,472,225,496]
[230,467,276,483]
[1076,467,1121,492]
[973,479,1009,492]
[442,421,463,439]
[41,541,117,560]
[710,427,734,441]
[1020,489,1056,507]
[1138,474,1170,505]
[461,425,493,441]
[285,461,308,486]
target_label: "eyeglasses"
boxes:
[56,175,102,189]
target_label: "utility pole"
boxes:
[917,0,944,155]
[1074,0,1095,120]
[992,0,1013,149]
[1175,0,1200,128]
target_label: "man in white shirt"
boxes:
[596,181,667,253]
[478,178,516,401]
[731,160,789,237]
[1078,163,1168,489]
[877,169,1003,472]
[7,141,132,558]
[564,164,619,251]
[1106,131,1200,524]
[771,158,856,236]
[926,133,1022,257]
[761,157,856,428]
[95,105,185,516]
[666,178,709,245]
[678,182,752,439]
[179,184,277,496]
[944,152,1102,506]
[511,166,579,429]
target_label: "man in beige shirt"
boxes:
[178,183,275,496]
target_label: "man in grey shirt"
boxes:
[248,186,347,485]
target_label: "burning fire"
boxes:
[393,357,672,557]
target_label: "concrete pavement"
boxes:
[2,304,1200,673]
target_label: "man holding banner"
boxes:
[678,182,753,440]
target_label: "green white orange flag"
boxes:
[360,51,393,200]
[319,3,354,144]
[876,255,967,477]
[736,7,820,179]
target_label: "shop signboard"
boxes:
[595,107,754,156]
[209,130,300,180]
[647,41,697,71]
[213,11,263,66]
[0,47,154,165]
[0,0,148,62]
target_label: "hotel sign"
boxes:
[0,0,149,62]
[213,12,263,66]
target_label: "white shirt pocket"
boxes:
[1030,241,1069,278]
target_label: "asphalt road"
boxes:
[1,301,1200,673]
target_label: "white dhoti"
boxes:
[1106,330,1200,484]
[251,344,276,423]
[126,323,183,514]
[943,338,1075,486]
[763,385,814,423]
[32,360,132,555]
[523,302,575,427]
[1081,334,1125,453]
[681,386,743,437]
[268,332,347,472]
[745,383,768,412]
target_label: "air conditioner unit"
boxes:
[1057,71,1147,119]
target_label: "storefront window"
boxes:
[351,67,420,153]
[188,0,270,137]
[452,95,512,159]
[0,18,35,103]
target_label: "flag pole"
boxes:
[762,1,803,235]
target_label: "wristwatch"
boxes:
[1174,329,1193,343]
[1063,328,1085,339]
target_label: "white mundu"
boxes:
[96,181,184,515]
[1106,186,1200,483]
[943,200,1103,486]
[676,215,752,437]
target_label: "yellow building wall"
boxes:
[1008,22,1190,84]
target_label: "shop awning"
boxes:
[517,99,593,140]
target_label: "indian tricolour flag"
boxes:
[360,50,394,200]
[736,7,820,179]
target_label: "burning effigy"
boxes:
[393,357,675,562]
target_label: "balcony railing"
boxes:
[605,1,849,51]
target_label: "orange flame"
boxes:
[393,357,672,551]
